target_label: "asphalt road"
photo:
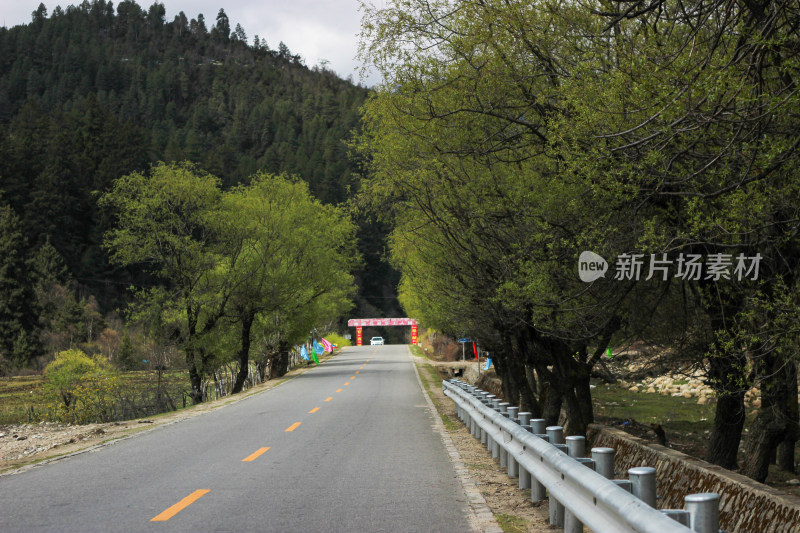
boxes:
[0,345,474,532]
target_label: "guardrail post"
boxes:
[684,493,719,533]
[518,462,531,489]
[497,403,510,467]
[505,407,520,477]
[531,418,546,434]
[564,458,595,533]
[506,406,519,422]
[530,432,549,501]
[490,400,501,460]
[517,412,532,490]
[546,426,565,445]
[566,435,586,458]
[591,447,615,479]
[549,494,565,527]
[545,425,566,527]
[629,467,658,508]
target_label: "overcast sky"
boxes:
[1,0,382,86]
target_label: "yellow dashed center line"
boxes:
[309,407,320,414]
[344,382,350,386]
[350,376,356,380]
[242,447,271,462]
[355,371,360,374]
[324,396,333,402]
[336,388,343,393]
[285,422,302,432]
[151,489,210,522]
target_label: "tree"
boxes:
[218,173,358,392]
[358,0,800,463]
[100,162,227,403]
[233,23,246,43]
[0,204,40,367]
[212,9,230,44]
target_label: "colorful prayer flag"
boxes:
[313,340,324,355]
[300,345,309,360]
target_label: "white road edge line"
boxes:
[408,348,504,533]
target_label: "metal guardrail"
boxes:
[443,379,723,533]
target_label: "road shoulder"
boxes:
[410,351,553,533]
[0,351,339,476]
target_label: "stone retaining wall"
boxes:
[587,424,800,532]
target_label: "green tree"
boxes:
[0,204,40,367]
[43,348,118,423]
[100,162,227,403]
[218,173,358,391]
[358,0,800,461]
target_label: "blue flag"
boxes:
[313,340,324,355]
[484,358,492,370]
[300,345,309,360]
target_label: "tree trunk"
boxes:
[185,307,204,404]
[506,354,536,411]
[575,370,594,427]
[704,351,748,469]
[270,340,290,378]
[742,410,785,482]
[495,355,519,405]
[539,369,563,427]
[563,386,587,435]
[231,312,254,394]
[778,361,798,473]
[522,363,542,417]
[741,352,792,482]
[705,390,746,469]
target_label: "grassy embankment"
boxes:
[0,371,190,425]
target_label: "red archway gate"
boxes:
[347,318,418,346]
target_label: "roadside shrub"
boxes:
[324,332,351,348]
[43,349,119,424]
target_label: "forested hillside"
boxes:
[0,1,398,371]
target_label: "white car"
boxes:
[370,336,384,345]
